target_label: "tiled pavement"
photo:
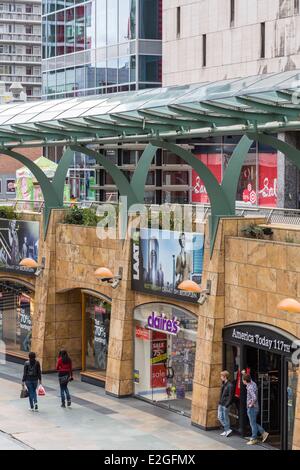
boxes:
[0,362,273,451]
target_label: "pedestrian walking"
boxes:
[22,352,42,412]
[218,370,234,437]
[242,374,269,445]
[57,350,73,408]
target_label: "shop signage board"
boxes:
[147,311,181,336]
[20,297,32,352]
[223,324,296,357]
[0,219,39,275]
[131,229,204,303]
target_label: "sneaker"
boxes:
[67,400,71,407]
[34,404,38,412]
[220,431,227,436]
[61,403,66,408]
[247,439,258,446]
[29,407,34,412]
[225,429,233,437]
[261,432,269,443]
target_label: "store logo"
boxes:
[132,241,140,281]
[147,312,180,336]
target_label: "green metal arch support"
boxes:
[70,145,138,207]
[0,148,62,236]
[247,132,300,173]
[52,147,75,206]
[150,139,234,255]
[130,143,159,202]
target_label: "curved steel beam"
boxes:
[0,148,62,236]
[130,143,158,202]
[70,145,138,207]
[221,135,254,213]
[52,147,75,205]
[151,139,233,255]
[247,132,300,172]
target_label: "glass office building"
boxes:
[42,0,162,99]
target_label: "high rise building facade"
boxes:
[0,0,42,99]
[42,0,162,99]
[162,0,300,209]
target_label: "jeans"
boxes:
[218,405,231,432]
[247,407,265,439]
[25,380,38,409]
[60,382,71,404]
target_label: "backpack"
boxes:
[26,361,37,378]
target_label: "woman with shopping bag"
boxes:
[22,352,42,412]
[56,350,73,408]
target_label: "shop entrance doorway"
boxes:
[244,346,281,448]
[223,323,299,450]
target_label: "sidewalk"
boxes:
[0,362,272,451]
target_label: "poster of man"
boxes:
[132,229,204,303]
[0,219,39,274]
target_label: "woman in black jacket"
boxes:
[22,352,42,411]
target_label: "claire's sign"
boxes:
[147,312,180,336]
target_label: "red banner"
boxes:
[151,364,167,388]
[258,153,277,207]
[192,154,222,203]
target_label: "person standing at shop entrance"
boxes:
[218,371,234,437]
[242,374,269,445]
[22,352,42,412]
[56,350,73,408]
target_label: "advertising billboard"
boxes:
[0,219,39,275]
[132,229,205,303]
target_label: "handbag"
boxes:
[38,384,46,396]
[20,386,29,399]
[59,374,70,386]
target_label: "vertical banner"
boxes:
[151,331,168,389]
[94,305,109,370]
[258,153,278,207]
[192,154,222,203]
[19,296,32,352]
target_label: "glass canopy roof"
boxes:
[2,70,300,147]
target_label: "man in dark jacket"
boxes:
[218,370,234,437]
[22,352,42,411]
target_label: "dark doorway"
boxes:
[243,346,281,449]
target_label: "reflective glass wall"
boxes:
[42,0,162,98]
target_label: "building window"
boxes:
[25,25,33,34]
[295,0,300,13]
[230,0,235,27]
[176,6,181,38]
[26,46,33,55]
[261,22,266,58]
[202,34,207,67]
[26,87,32,96]
[25,4,33,13]
[26,66,33,75]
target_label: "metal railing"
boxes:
[0,12,41,22]
[1,198,300,226]
[0,75,41,84]
[1,54,41,63]
[0,33,41,43]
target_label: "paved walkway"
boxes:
[0,362,272,451]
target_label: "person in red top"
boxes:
[56,350,73,408]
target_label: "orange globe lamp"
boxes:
[19,258,38,269]
[94,267,114,279]
[178,280,202,293]
[277,298,300,314]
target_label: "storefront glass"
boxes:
[223,323,299,450]
[84,295,111,373]
[192,137,278,207]
[134,303,197,416]
[0,282,33,357]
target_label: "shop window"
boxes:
[0,287,33,357]
[84,296,111,373]
[192,153,222,203]
[134,303,198,416]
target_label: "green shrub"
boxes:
[63,206,100,227]
[0,206,18,220]
[241,224,273,240]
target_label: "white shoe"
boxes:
[29,408,34,412]
[220,431,227,436]
[225,429,233,437]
